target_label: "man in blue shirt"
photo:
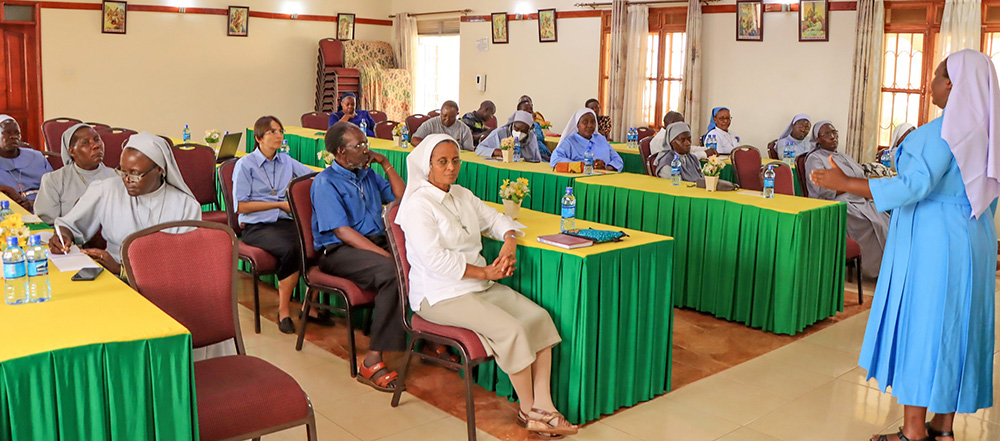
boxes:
[311,121,406,391]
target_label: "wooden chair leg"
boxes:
[391,337,418,407]
[463,358,478,441]
[296,289,314,351]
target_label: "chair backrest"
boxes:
[369,110,388,124]
[374,120,398,140]
[382,200,414,331]
[98,128,137,169]
[795,151,812,198]
[485,115,498,129]
[405,114,430,135]
[318,38,346,67]
[41,117,83,153]
[767,140,778,160]
[761,161,795,196]
[121,221,243,353]
[160,136,174,148]
[427,110,441,118]
[286,174,321,271]
[217,158,242,235]
[731,146,763,191]
[172,143,219,206]
[638,136,654,176]
[301,112,330,131]
[42,151,63,171]
[86,122,111,132]
[637,127,655,140]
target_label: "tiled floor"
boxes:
[237,276,1000,441]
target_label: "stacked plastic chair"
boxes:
[316,38,361,112]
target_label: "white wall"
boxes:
[41,0,392,138]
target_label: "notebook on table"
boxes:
[215,132,243,163]
[537,233,594,249]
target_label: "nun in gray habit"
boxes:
[653,122,704,182]
[34,123,118,224]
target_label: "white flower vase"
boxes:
[393,135,401,147]
[503,199,521,219]
[705,175,720,192]
[501,149,513,163]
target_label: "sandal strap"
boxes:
[359,361,387,376]
[373,371,398,388]
[925,422,955,438]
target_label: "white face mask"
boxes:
[512,130,527,141]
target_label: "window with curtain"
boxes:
[599,8,686,128]
[414,18,460,114]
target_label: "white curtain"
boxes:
[608,0,628,142]
[844,0,884,162]
[617,5,649,142]
[680,0,702,137]
[392,14,418,89]
[930,0,981,119]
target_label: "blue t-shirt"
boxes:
[310,161,394,250]
[328,110,376,136]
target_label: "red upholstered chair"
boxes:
[637,127,655,140]
[731,146,763,191]
[85,122,111,132]
[369,110,388,124]
[41,117,83,154]
[301,112,331,131]
[160,136,175,148]
[98,127,137,169]
[121,221,318,441]
[218,158,281,334]
[405,114,430,135]
[287,174,377,375]
[42,151,62,171]
[382,200,492,441]
[638,135,655,176]
[427,110,441,118]
[173,143,227,225]
[767,139,779,160]
[846,238,863,304]
[374,120,398,140]
[761,161,795,196]
[485,115,498,130]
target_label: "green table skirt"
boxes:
[0,334,197,440]
[575,182,846,335]
[616,149,645,175]
[474,237,674,424]
[456,161,578,215]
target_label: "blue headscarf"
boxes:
[701,107,729,143]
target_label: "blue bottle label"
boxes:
[27,260,46,277]
[764,178,774,188]
[562,206,575,218]
[4,262,25,279]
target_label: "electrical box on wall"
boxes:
[475,74,487,92]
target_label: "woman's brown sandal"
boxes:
[357,360,401,393]
[517,408,578,438]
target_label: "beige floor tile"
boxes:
[601,397,741,441]
[246,339,337,376]
[951,413,1000,441]
[757,341,860,378]
[714,427,784,441]
[290,362,375,406]
[565,422,644,441]
[800,315,868,354]
[663,376,789,425]
[746,395,885,441]
[714,355,835,400]
[261,413,361,441]
[837,366,883,391]
[373,416,501,441]
[311,390,450,440]
[789,379,903,428]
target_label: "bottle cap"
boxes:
[565,187,573,194]
[0,200,8,209]
[6,236,17,247]
[29,234,40,245]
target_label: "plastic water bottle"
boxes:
[25,234,50,303]
[670,154,682,186]
[630,128,638,148]
[401,124,410,146]
[280,139,290,154]
[706,134,717,152]
[763,164,776,199]
[0,200,13,220]
[880,149,893,168]
[583,145,595,175]
[3,237,27,305]
[560,187,576,232]
[182,124,191,142]
[359,119,368,135]
[783,141,795,166]
[513,138,522,162]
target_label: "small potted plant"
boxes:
[204,129,222,151]
[701,155,726,192]
[500,137,515,163]
[392,123,404,147]
[317,150,335,168]
[0,214,30,248]
[499,177,530,219]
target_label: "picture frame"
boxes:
[337,13,355,40]
[101,1,127,34]
[492,12,509,44]
[735,0,763,41]
[227,6,249,37]
[798,0,830,42]
[537,8,557,43]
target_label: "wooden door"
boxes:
[0,2,43,149]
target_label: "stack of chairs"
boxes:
[315,38,361,112]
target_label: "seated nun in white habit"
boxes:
[34,123,118,225]
[653,122,703,181]
[887,122,916,171]
[397,133,578,438]
[803,121,889,279]
[701,107,741,155]
[774,114,814,157]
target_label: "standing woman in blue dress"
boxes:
[811,49,998,441]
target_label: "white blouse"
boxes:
[397,181,523,309]
[706,127,741,155]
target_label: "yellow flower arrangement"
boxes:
[392,123,405,136]
[317,150,335,167]
[702,155,727,177]
[204,129,221,144]
[534,112,552,130]
[500,136,515,151]
[499,178,530,204]
[0,214,30,247]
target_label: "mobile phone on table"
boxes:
[71,267,104,281]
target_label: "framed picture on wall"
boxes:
[227,6,249,37]
[101,1,127,34]
[492,12,509,44]
[538,9,557,43]
[799,0,829,41]
[735,0,763,41]
[338,13,356,40]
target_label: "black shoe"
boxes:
[278,317,295,334]
[306,310,335,327]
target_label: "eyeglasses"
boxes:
[716,116,732,121]
[264,128,285,136]
[115,164,159,183]
[434,158,463,167]
[820,130,839,139]
[346,142,370,152]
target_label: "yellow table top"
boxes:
[575,173,840,215]
[484,202,672,257]
[0,197,190,363]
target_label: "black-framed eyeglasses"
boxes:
[115,164,159,183]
